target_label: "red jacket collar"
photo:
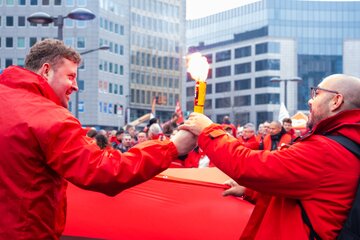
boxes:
[0,66,62,106]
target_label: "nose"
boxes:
[308,98,313,109]
[72,79,79,92]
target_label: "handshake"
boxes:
[170,112,214,156]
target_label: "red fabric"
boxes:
[221,123,237,137]
[198,110,360,239]
[238,135,260,150]
[63,168,254,240]
[0,66,178,239]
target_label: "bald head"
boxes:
[322,74,360,110]
[307,74,360,129]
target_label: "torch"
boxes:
[187,53,209,114]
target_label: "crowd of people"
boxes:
[87,112,305,170]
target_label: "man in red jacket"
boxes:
[0,39,196,239]
[179,74,360,239]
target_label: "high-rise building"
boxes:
[0,0,186,129]
[186,0,360,126]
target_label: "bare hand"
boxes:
[178,112,213,136]
[222,179,245,197]
[171,130,197,156]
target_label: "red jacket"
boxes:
[198,110,360,239]
[0,66,178,239]
[262,131,292,151]
[238,135,260,150]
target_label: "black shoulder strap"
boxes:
[326,135,360,159]
[299,135,360,240]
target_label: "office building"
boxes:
[186,0,360,126]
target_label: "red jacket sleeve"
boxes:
[42,116,178,196]
[197,124,357,198]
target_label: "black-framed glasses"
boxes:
[310,86,340,99]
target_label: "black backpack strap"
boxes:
[326,135,360,159]
[299,134,360,240]
[298,200,322,240]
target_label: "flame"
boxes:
[187,52,209,82]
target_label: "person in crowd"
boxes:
[178,74,360,239]
[148,123,166,140]
[162,113,179,137]
[111,128,125,148]
[262,120,292,150]
[256,121,270,149]
[86,128,97,138]
[282,117,297,140]
[116,133,133,153]
[143,117,159,133]
[238,123,260,150]
[221,115,237,137]
[125,124,137,146]
[0,39,196,239]
[136,131,148,144]
[95,133,109,149]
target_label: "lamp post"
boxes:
[270,77,302,109]
[75,46,110,118]
[27,8,96,40]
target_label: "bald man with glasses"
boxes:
[176,74,360,239]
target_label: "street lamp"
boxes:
[75,46,110,118]
[270,77,302,109]
[27,8,96,40]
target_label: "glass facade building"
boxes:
[187,0,360,112]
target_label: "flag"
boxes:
[278,102,290,122]
[175,100,184,124]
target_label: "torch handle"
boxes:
[194,80,207,114]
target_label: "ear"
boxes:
[330,94,344,112]
[39,63,51,79]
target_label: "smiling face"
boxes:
[41,58,78,108]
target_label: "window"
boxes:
[215,97,231,108]
[66,0,74,6]
[77,0,86,7]
[18,0,25,5]
[255,59,280,71]
[256,111,273,127]
[235,112,250,126]
[204,53,213,64]
[6,16,14,26]
[54,0,61,5]
[42,0,50,5]
[77,37,85,49]
[255,76,279,88]
[29,37,37,47]
[234,78,251,90]
[235,62,251,74]
[206,84,212,94]
[17,37,25,48]
[215,66,231,78]
[255,93,279,105]
[5,58,13,67]
[18,16,25,26]
[17,58,24,67]
[256,42,280,55]
[30,0,38,5]
[215,50,231,62]
[78,80,84,91]
[234,46,251,58]
[186,86,194,97]
[234,95,251,106]
[6,37,13,48]
[215,82,231,93]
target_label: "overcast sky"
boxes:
[186,0,360,20]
